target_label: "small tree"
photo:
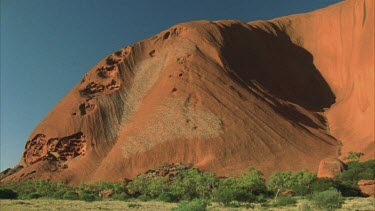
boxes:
[127,175,169,198]
[267,169,317,200]
[289,169,317,195]
[213,177,255,206]
[126,175,148,195]
[237,167,266,194]
[343,151,364,161]
[147,176,169,198]
[171,168,218,200]
[267,171,293,201]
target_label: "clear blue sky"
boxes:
[1,0,341,171]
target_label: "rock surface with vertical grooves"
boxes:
[1,0,373,184]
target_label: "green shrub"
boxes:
[157,192,178,203]
[171,169,217,200]
[273,196,297,207]
[172,199,208,211]
[299,202,312,211]
[126,175,147,195]
[311,189,344,210]
[128,203,142,209]
[213,185,255,206]
[255,193,269,203]
[343,151,364,161]
[127,175,169,198]
[332,182,361,197]
[110,192,130,201]
[213,169,266,206]
[94,180,128,194]
[137,194,151,201]
[146,176,169,198]
[3,179,68,199]
[267,169,316,199]
[334,160,375,196]
[214,187,236,206]
[237,167,266,194]
[79,192,97,201]
[27,193,41,199]
[0,187,18,199]
[52,190,66,199]
[312,178,336,193]
[63,190,79,200]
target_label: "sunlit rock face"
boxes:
[2,0,372,185]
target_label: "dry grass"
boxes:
[340,197,375,210]
[0,197,373,211]
[0,199,177,211]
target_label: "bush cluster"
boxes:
[1,157,373,210]
[310,189,344,210]
[171,199,208,211]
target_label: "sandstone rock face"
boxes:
[358,180,375,197]
[1,0,373,184]
[317,158,345,178]
[266,0,374,161]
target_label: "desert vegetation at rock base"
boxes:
[1,157,374,210]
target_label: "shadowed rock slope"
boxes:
[2,0,373,184]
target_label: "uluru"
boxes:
[1,0,373,185]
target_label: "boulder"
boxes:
[358,180,375,197]
[99,189,114,198]
[317,157,345,178]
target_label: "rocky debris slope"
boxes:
[142,163,193,182]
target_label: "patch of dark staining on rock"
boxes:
[97,65,117,78]
[163,31,171,40]
[106,55,121,65]
[24,170,37,177]
[79,102,96,116]
[80,79,120,100]
[23,132,87,167]
[80,82,105,96]
[106,79,120,90]
[229,85,245,100]
[172,88,177,93]
[149,50,156,57]
[114,49,124,57]
[177,53,191,65]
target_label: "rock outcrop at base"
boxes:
[317,158,345,178]
[358,180,375,197]
[1,0,373,184]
